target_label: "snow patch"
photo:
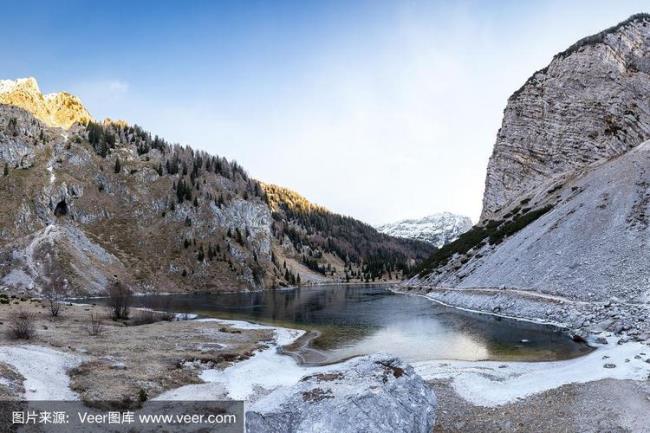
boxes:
[156,319,334,402]
[0,345,84,400]
[414,337,650,406]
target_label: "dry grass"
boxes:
[0,298,272,403]
[8,309,35,340]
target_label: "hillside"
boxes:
[0,79,432,295]
[411,14,650,305]
[375,212,472,247]
[263,183,434,283]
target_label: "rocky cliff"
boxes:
[482,13,650,221]
[411,14,650,307]
[0,78,432,295]
[0,78,92,129]
[376,212,472,247]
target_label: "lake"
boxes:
[92,284,591,364]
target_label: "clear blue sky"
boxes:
[2,1,648,223]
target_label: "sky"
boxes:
[1,0,648,224]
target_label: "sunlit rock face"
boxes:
[0,77,92,128]
[482,14,650,221]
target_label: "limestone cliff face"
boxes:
[482,14,650,221]
[411,14,650,304]
[0,78,92,129]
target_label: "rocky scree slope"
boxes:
[0,81,431,295]
[407,15,650,338]
[482,13,650,221]
[375,212,472,247]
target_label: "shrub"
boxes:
[9,310,35,340]
[87,313,104,336]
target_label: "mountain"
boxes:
[0,77,92,129]
[411,14,650,305]
[375,213,472,247]
[0,78,434,295]
[481,13,650,221]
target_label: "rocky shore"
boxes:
[397,285,650,343]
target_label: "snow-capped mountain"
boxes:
[376,212,472,248]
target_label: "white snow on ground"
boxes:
[155,319,334,402]
[413,337,650,406]
[157,320,650,407]
[0,345,84,400]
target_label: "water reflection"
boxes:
[94,285,591,362]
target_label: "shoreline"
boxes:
[395,284,650,343]
[389,286,571,331]
[3,288,648,412]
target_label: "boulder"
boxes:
[246,354,436,433]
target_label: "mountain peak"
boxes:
[376,212,472,247]
[0,77,93,129]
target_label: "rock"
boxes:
[246,354,436,433]
[482,14,650,219]
[571,334,587,343]
[0,77,92,128]
[603,363,617,369]
[110,362,127,370]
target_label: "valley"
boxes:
[1,9,650,433]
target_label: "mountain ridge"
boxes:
[376,212,472,248]
[0,78,433,295]
[0,77,92,129]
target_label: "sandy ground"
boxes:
[0,297,271,405]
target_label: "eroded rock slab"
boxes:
[246,354,437,433]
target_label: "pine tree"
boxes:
[3,163,8,177]
[156,163,163,176]
[114,157,121,174]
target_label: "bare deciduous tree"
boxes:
[43,269,67,318]
[107,280,132,320]
[40,257,68,318]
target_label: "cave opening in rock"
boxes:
[54,200,68,217]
